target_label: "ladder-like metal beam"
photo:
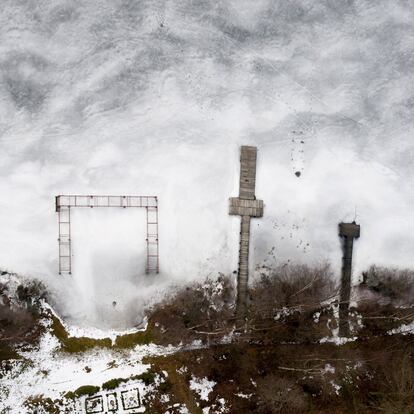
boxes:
[58,206,71,274]
[146,206,159,274]
[56,195,157,209]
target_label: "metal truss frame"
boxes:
[55,195,159,275]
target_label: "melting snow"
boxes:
[323,363,335,374]
[330,380,341,395]
[236,392,253,399]
[189,376,216,401]
[388,321,414,335]
[0,320,178,414]
[320,336,357,345]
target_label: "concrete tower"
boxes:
[338,221,360,337]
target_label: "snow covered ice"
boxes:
[1,1,414,412]
[1,0,414,328]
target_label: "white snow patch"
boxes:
[0,324,178,414]
[320,336,357,345]
[330,303,340,338]
[330,380,341,395]
[167,404,189,414]
[389,321,414,335]
[236,392,253,399]
[66,318,148,343]
[217,398,228,413]
[160,393,170,403]
[43,300,148,343]
[189,376,216,401]
[323,363,335,374]
[177,365,188,374]
[203,397,228,413]
[220,329,234,344]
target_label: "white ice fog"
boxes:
[0,1,414,328]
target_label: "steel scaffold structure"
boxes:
[55,195,159,275]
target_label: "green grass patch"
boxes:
[131,370,157,386]
[74,385,100,397]
[101,369,157,391]
[50,315,112,353]
[50,314,154,353]
[63,391,76,400]
[102,378,125,390]
[63,336,112,353]
[114,328,153,349]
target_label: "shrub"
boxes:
[159,378,172,393]
[361,266,414,306]
[16,280,47,314]
[256,375,308,413]
[0,344,20,361]
[0,279,48,363]
[142,266,339,346]
[24,395,60,414]
[146,274,235,346]
[247,264,337,343]
[374,354,414,412]
[0,303,41,357]
[251,263,337,313]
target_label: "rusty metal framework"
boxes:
[55,195,159,275]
